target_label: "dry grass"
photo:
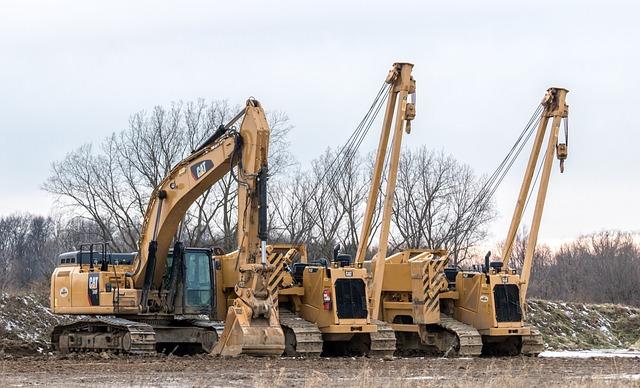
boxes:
[247,357,640,388]
[527,299,640,349]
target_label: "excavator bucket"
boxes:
[212,300,285,357]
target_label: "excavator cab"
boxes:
[52,244,216,318]
[163,247,215,316]
[183,249,214,307]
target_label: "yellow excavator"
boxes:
[49,98,284,356]
[370,87,569,356]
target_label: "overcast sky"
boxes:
[0,0,638,247]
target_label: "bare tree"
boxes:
[0,215,29,290]
[268,170,314,243]
[304,150,348,258]
[390,147,495,265]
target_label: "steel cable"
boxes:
[292,82,391,245]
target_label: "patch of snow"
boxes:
[540,349,640,358]
[405,376,435,381]
[595,374,640,381]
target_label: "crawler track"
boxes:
[280,310,323,357]
[439,317,483,357]
[369,320,397,358]
[521,325,544,356]
[51,317,156,355]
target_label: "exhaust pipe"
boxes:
[484,251,491,274]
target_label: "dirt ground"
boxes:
[1,355,639,387]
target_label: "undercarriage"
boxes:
[51,316,221,355]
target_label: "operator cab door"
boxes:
[166,248,216,316]
[183,249,215,314]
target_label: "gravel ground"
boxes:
[1,355,639,387]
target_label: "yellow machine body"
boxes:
[372,88,569,356]
[298,265,376,337]
[51,263,139,315]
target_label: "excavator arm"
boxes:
[211,100,284,356]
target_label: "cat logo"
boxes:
[89,275,98,291]
[191,160,214,180]
[345,270,353,277]
[88,273,100,306]
[502,275,510,284]
[195,162,207,178]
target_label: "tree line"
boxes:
[522,230,640,306]
[2,212,638,307]
[0,214,101,290]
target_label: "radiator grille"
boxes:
[334,279,368,319]
[493,284,522,322]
